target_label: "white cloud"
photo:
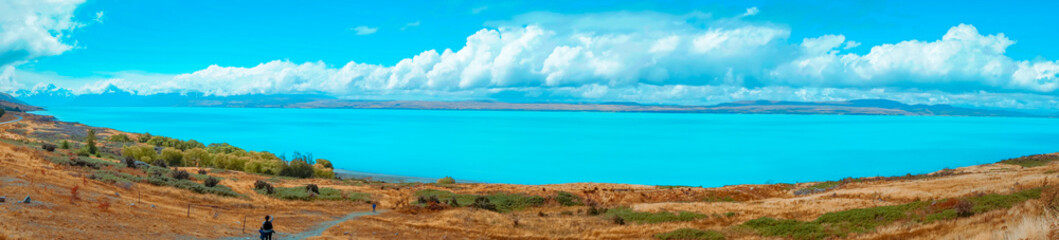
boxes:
[0,0,85,90]
[10,11,1059,111]
[742,7,760,17]
[94,11,104,23]
[843,41,860,49]
[352,26,378,35]
[471,6,488,14]
[772,24,1059,92]
[401,21,420,30]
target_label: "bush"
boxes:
[171,170,190,180]
[41,144,56,152]
[204,177,220,187]
[124,156,137,168]
[197,169,207,174]
[75,148,91,157]
[254,180,272,190]
[183,148,211,167]
[612,216,626,225]
[280,155,314,178]
[471,196,497,211]
[449,196,460,207]
[161,148,184,167]
[437,176,456,184]
[152,159,168,168]
[306,184,320,194]
[61,140,70,149]
[654,228,726,240]
[556,191,582,206]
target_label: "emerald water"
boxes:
[37,107,1059,186]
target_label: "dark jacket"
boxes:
[262,220,273,231]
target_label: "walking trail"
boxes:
[220,210,382,240]
[0,114,22,125]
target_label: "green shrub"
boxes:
[654,228,726,240]
[161,148,184,166]
[605,207,708,224]
[437,176,456,184]
[556,191,583,206]
[279,152,315,178]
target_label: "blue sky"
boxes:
[3,0,1059,110]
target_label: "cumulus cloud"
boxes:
[843,41,860,49]
[0,0,85,90]
[352,26,378,35]
[741,7,759,17]
[9,10,1059,111]
[772,24,1059,92]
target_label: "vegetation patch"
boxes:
[415,189,546,212]
[258,185,369,202]
[556,191,583,206]
[794,181,841,195]
[654,228,726,240]
[741,188,1043,240]
[605,207,707,224]
[998,154,1059,168]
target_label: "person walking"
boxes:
[259,215,274,240]
[372,202,377,212]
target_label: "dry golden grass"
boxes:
[2,113,1058,239]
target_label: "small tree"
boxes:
[61,140,70,149]
[161,148,184,167]
[84,129,98,154]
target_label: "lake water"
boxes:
[36,107,1059,186]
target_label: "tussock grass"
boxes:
[606,207,708,224]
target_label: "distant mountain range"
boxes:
[4,84,1047,117]
[0,92,42,111]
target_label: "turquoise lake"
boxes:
[36,107,1059,186]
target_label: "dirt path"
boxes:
[0,113,21,124]
[221,210,383,240]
